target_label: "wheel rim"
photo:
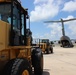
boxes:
[22,70,29,75]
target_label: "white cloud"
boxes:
[32,15,76,40]
[30,0,76,40]
[62,0,76,12]
[59,15,76,39]
[47,23,62,40]
[34,0,47,4]
[30,0,62,22]
[32,23,62,40]
[63,16,76,38]
[62,15,74,20]
[43,15,76,40]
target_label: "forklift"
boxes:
[0,0,43,75]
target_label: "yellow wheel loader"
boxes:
[0,0,43,75]
[33,39,53,54]
[39,39,53,54]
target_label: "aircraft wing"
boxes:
[44,20,61,23]
[44,18,76,23]
[63,18,76,22]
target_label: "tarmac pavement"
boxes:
[43,44,76,75]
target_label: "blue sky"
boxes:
[21,0,76,41]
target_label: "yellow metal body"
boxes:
[39,43,47,52]
[0,20,31,72]
[0,0,11,2]
[0,20,10,50]
[0,1,44,75]
[37,43,51,53]
[22,70,29,75]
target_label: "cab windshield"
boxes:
[41,39,49,43]
[0,3,21,29]
[0,4,11,23]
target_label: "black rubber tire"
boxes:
[3,58,32,75]
[71,45,74,47]
[31,48,43,75]
[45,48,50,54]
[50,47,53,53]
[34,54,43,75]
[2,59,15,75]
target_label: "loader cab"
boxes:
[0,0,30,46]
[41,39,50,46]
[41,39,49,43]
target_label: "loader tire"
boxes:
[34,55,43,75]
[45,48,50,54]
[50,47,53,53]
[3,58,32,75]
[31,47,43,75]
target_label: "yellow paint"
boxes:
[0,20,10,51]
[22,70,29,75]
[0,0,11,2]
